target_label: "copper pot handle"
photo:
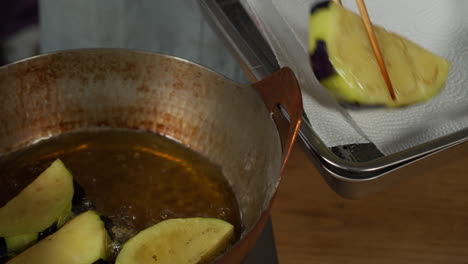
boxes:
[252,67,303,175]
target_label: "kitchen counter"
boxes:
[272,143,468,263]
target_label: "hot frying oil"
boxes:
[0,129,242,258]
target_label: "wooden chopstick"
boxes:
[355,0,396,101]
[332,0,343,5]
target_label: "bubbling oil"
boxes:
[0,129,242,260]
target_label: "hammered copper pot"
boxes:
[0,49,302,263]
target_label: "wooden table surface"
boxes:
[271,143,468,264]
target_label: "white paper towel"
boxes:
[242,0,468,155]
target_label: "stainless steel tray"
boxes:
[200,0,468,199]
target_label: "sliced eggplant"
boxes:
[0,159,74,255]
[309,1,450,107]
[7,211,109,264]
[115,218,234,264]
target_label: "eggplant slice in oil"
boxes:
[7,211,109,264]
[115,218,234,264]
[0,159,73,256]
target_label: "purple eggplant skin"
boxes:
[0,238,7,263]
[310,1,331,14]
[310,40,337,80]
[309,1,336,80]
[99,216,115,241]
[71,179,97,215]
[37,223,58,241]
